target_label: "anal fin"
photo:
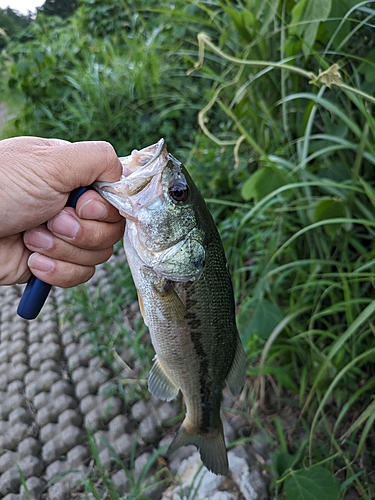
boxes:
[148,356,179,401]
[226,336,246,396]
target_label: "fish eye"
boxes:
[168,181,189,204]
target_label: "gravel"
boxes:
[0,254,268,499]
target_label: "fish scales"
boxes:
[94,139,246,475]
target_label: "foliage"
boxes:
[0,7,30,49]
[180,1,375,498]
[0,0,211,154]
[77,0,131,38]
[2,0,375,498]
[38,0,79,18]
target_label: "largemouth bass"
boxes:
[94,139,246,475]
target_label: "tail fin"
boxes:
[167,421,228,476]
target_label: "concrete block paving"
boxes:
[0,255,267,500]
[0,261,144,498]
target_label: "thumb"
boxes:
[49,140,122,191]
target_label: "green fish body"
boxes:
[94,139,246,475]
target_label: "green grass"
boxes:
[183,2,375,498]
[79,433,171,499]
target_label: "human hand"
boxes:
[0,136,125,286]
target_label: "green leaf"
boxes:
[219,3,255,43]
[340,470,364,491]
[313,198,346,237]
[16,60,33,76]
[242,298,284,341]
[241,167,285,202]
[325,0,363,50]
[289,0,332,56]
[32,50,44,63]
[359,177,375,209]
[358,49,375,83]
[271,451,297,477]
[284,466,340,500]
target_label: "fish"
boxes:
[94,139,246,475]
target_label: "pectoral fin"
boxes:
[148,356,179,401]
[153,280,187,323]
[226,336,246,396]
[137,290,148,326]
[139,267,187,323]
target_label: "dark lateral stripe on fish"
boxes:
[185,311,201,330]
[189,329,212,434]
[184,289,214,434]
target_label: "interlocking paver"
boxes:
[108,413,132,437]
[42,425,84,464]
[20,476,45,498]
[1,255,238,499]
[0,452,17,474]
[58,408,82,429]
[111,469,129,494]
[112,433,134,458]
[6,380,23,395]
[18,437,41,457]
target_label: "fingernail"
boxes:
[25,228,53,250]
[78,198,108,220]
[50,211,80,239]
[28,253,55,273]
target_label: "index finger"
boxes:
[76,190,124,223]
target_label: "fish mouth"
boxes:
[94,138,168,198]
[119,138,167,181]
[93,138,169,217]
